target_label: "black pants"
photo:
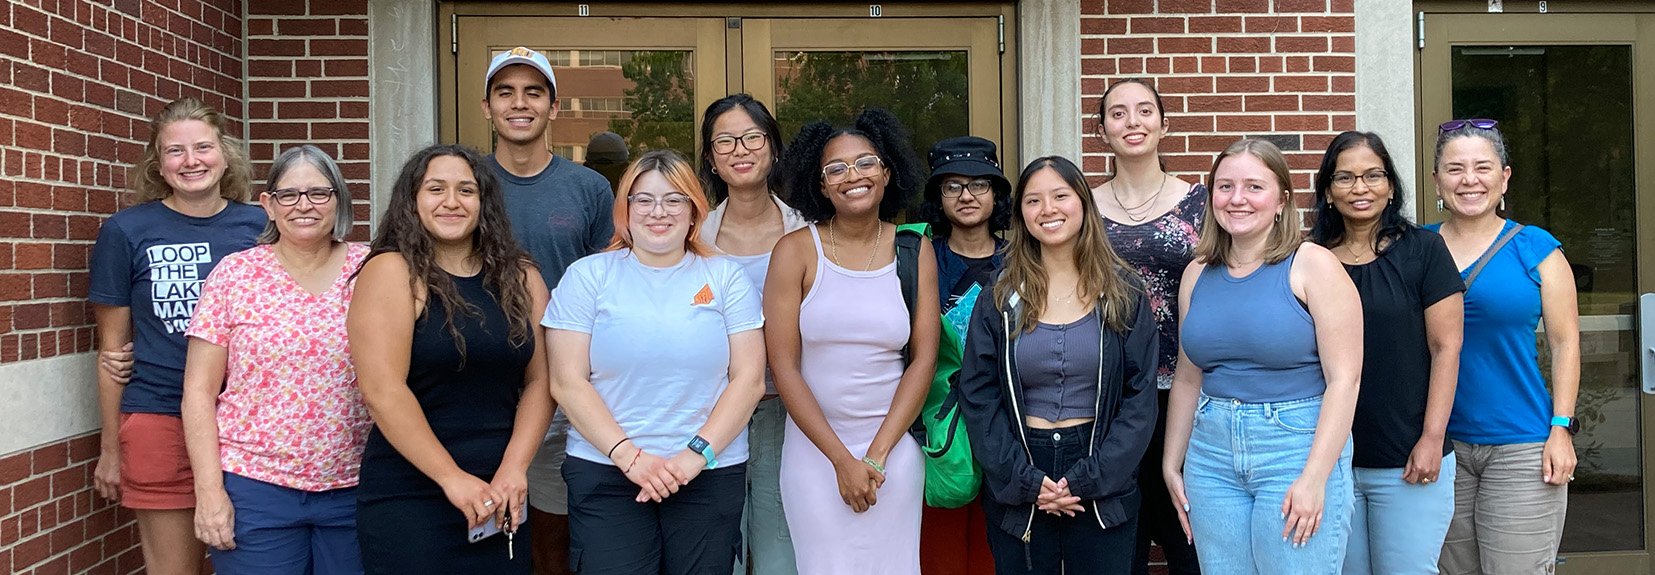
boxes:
[984,422,1136,575]
[1133,389,1200,575]
[562,457,745,575]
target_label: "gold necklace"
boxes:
[1114,172,1169,222]
[829,219,881,271]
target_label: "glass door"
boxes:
[741,17,1010,214]
[440,3,1017,216]
[448,16,728,158]
[1418,12,1655,573]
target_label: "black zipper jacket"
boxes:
[957,271,1160,540]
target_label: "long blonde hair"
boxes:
[131,97,251,204]
[995,156,1139,334]
[1194,139,1301,266]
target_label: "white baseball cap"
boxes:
[485,46,557,92]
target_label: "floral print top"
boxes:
[186,243,373,491]
[1103,184,1206,390]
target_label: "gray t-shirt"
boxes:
[488,154,616,289]
[486,153,615,514]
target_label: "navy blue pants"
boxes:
[210,472,363,575]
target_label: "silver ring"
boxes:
[1568,475,1575,482]
[484,500,495,507]
[1422,478,1432,484]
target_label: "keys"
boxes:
[505,512,515,561]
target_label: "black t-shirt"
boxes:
[1346,227,1465,469]
[950,254,998,310]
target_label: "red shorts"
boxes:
[118,413,196,509]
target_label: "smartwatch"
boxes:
[1551,416,1580,435]
[687,435,717,469]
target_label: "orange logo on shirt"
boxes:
[692,284,715,306]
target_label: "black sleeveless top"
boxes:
[358,272,534,502]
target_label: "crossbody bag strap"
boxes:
[1463,223,1525,290]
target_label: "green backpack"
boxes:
[895,223,983,509]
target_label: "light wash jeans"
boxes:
[1183,394,1354,575]
[1344,452,1457,575]
[735,397,797,575]
[1439,441,1567,575]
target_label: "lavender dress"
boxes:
[780,225,923,575]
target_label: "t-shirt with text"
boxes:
[88,201,265,415]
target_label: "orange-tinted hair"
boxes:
[607,149,715,257]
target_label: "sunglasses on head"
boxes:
[1439,118,1499,132]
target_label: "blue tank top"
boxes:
[1181,251,1324,403]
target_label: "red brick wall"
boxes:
[0,0,244,367]
[245,0,373,241]
[1,0,241,572]
[0,433,143,575]
[1080,0,1357,218]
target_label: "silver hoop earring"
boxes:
[1436,198,1445,211]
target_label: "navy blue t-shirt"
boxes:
[88,201,266,415]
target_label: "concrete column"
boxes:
[1354,0,1418,218]
[1019,0,1083,165]
[367,0,439,229]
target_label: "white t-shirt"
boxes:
[542,250,764,466]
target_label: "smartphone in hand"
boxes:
[467,517,501,543]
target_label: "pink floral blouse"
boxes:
[187,243,372,491]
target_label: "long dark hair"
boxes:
[360,144,535,360]
[784,107,922,223]
[1308,131,1413,252]
[996,156,1139,334]
[698,94,786,203]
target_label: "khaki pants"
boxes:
[1439,441,1568,575]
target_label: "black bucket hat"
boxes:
[925,136,1010,199]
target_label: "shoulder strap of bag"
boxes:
[1464,223,1525,290]
[895,228,923,365]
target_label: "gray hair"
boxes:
[1433,124,1509,171]
[258,145,353,244]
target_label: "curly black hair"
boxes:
[916,176,1014,237]
[783,107,923,223]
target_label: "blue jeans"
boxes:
[210,472,363,575]
[735,397,797,575]
[1344,453,1457,575]
[1183,395,1353,575]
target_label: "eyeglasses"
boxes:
[1330,171,1388,190]
[1439,118,1498,132]
[941,179,994,198]
[822,156,885,184]
[711,132,768,155]
[269,187,336,206]
[628,193,691,216]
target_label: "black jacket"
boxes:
[958,272,1160,540]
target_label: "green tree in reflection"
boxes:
[609,51,696,157]
[774,51,970,143]
[774,51,970,215]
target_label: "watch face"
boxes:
[688,437,709,452]
[1568,418,1581,434]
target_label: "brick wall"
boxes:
[0,0,244,367]
[0,0,242,572]
[245,0,372,241]
[1080,0,1357,219]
